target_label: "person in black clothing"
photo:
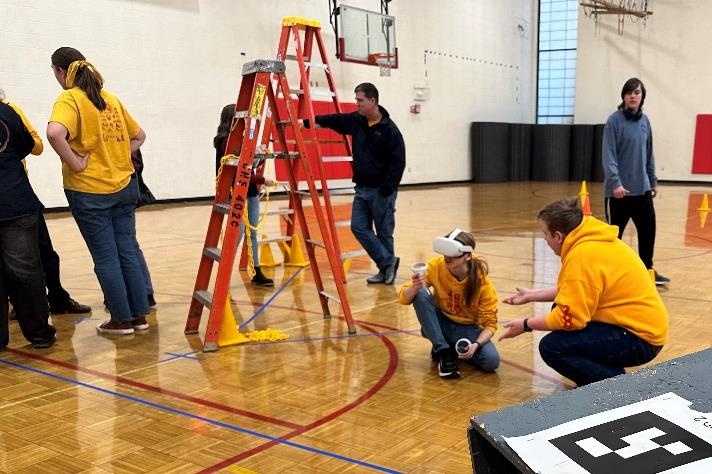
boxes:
[214,104,274,286]
[0,101,57,348]
[309,83,406,285]
[0,88,90,316]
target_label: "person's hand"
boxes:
[74,151,89,172]
[651,186,659,198]
[612,185,629,199]
[502,287,531,305]
[410,272,426,291]
[498,319,526,341]
[458,341,479,360]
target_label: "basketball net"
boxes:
[378,57,391,77]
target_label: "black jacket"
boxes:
[0,102,40,220]
[315,105,405,193]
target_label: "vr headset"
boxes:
[432,229,473,257]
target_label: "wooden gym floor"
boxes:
[1,181,710,473]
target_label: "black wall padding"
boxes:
[591,124,606,182]
[509,124,532,181]
[570,125,595,181]
[531,125,571,181]
[471,122,510,182]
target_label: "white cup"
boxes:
[411,262,427,277]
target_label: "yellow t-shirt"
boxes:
[2,100,43,156]
[49,88,140,193]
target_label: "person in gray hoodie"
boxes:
[602,77,669,286]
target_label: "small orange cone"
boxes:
[700,210,710,228]
[258,234,280,267]
[697,193,710,211]
[578,180,589,206]
[218,293,250,347]
[343,257,352,275]
[284,233,309,267]
[582,195,592,216]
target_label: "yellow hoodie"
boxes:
[398,255,498,334]
[546,216,669,346]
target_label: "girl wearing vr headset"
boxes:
[398,229,500,378]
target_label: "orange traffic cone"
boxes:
[700,210,710,229]
[217,293,250,347]
[284,233,309,267]
[697,193,710,211]
[582,195,592,216]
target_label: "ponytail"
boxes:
[51,47,106,111]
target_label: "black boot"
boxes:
[251,267,274,287]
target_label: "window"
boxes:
[537,0,578,124]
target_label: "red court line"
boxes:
[5,348,302,430]
[196,320,399,473]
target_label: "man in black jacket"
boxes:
[313,83,406,285]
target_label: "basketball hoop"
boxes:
[369,53,393,77]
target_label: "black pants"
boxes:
[605,191,656,269]
[37,211,70,308]
[0,214,56,348]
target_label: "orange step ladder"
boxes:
[238,17,367,280]
[185,59,356,352]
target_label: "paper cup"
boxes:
[410,262,427,277]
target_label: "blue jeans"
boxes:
[351,186,397,270]
[412,288,500,372]
[539,321,661,386]
[65,179,149,322]
[135,239,153,294]
[238,195,261,267]
[0,213,56,347]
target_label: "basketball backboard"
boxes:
[337,4,398,69]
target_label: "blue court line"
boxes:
[0,356,400,473]
[239,266,305,329]
[159,351,201,363]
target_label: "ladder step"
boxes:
[255,151,299,160]
[256,235,292,245]
[319,290,341,304]
[193,290,213,309]
[276,120,293,126]
[341,249,368,260]
[322,156,352,163]
[318,138,348,144]
[305,239,325,249]
[263,208,294,216]
[234,110,250,119]
[203,247,221,262]
[213,202,230,215]
[284,55,328,69]
[295,187,355,196]
[289,88,336,98]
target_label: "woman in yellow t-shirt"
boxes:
[46,46,149,336]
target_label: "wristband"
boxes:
[523,318,533,332]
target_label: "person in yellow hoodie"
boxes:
[399,229,499,379]
[0,88,91,316]
[500,197,668,386]
[46,47,148,335]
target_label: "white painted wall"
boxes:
[575,0,712,182]
[2,0,537,207]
